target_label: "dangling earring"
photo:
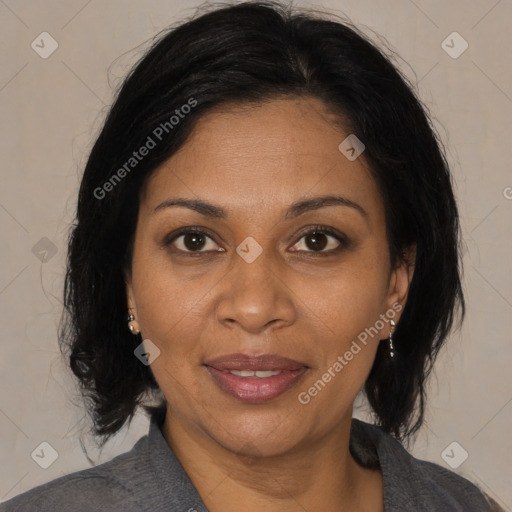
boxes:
[127,314,140,335]
[388,319,396,359]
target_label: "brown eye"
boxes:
[183,232,207,251]
[290,228,344,254]
[170,230,221,253]
[304,231,328,251]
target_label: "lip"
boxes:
[204,353,306,371]
[204,353,309,403]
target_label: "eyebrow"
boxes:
[153,194,368,221]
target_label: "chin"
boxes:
[202,408,312,458]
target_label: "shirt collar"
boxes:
[145,406,418,510]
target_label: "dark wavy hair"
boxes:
[59,0,465,447]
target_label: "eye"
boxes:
[165,226,347,255]
[168,229,222,253]
[290,227,345,254]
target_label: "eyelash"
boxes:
[164,225,348,257]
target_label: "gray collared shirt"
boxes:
[0,406,499,511]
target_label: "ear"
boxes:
[385,244,416,321]
[125,269,137,317]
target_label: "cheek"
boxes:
[305,283,383,387]
[295,282,384,427]
[301,260,389,343]
[132,270,208,408]
[135,278,208,359]
[292,256,388,408]
[129,248,213,370]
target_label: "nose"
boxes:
[215,252,296,334]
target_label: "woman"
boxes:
[0,1,503,511]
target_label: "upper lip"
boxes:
[204,353,307,371]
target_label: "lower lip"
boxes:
[205,366,308,403]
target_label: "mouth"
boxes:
[204,353,309,403]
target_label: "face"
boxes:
[126,96,414,457]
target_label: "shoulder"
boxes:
[401,456,499,511]
[0,436,150,512]
[351,419,501,511]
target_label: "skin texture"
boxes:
[126,96,415,512]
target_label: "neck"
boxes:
[162,408,382,512]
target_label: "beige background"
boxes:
[1,0,511,508]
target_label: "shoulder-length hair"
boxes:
[60,0,464,446]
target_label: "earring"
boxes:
[388,319,396,359]
[127,314,140,335]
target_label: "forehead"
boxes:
[143,97,384,222]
